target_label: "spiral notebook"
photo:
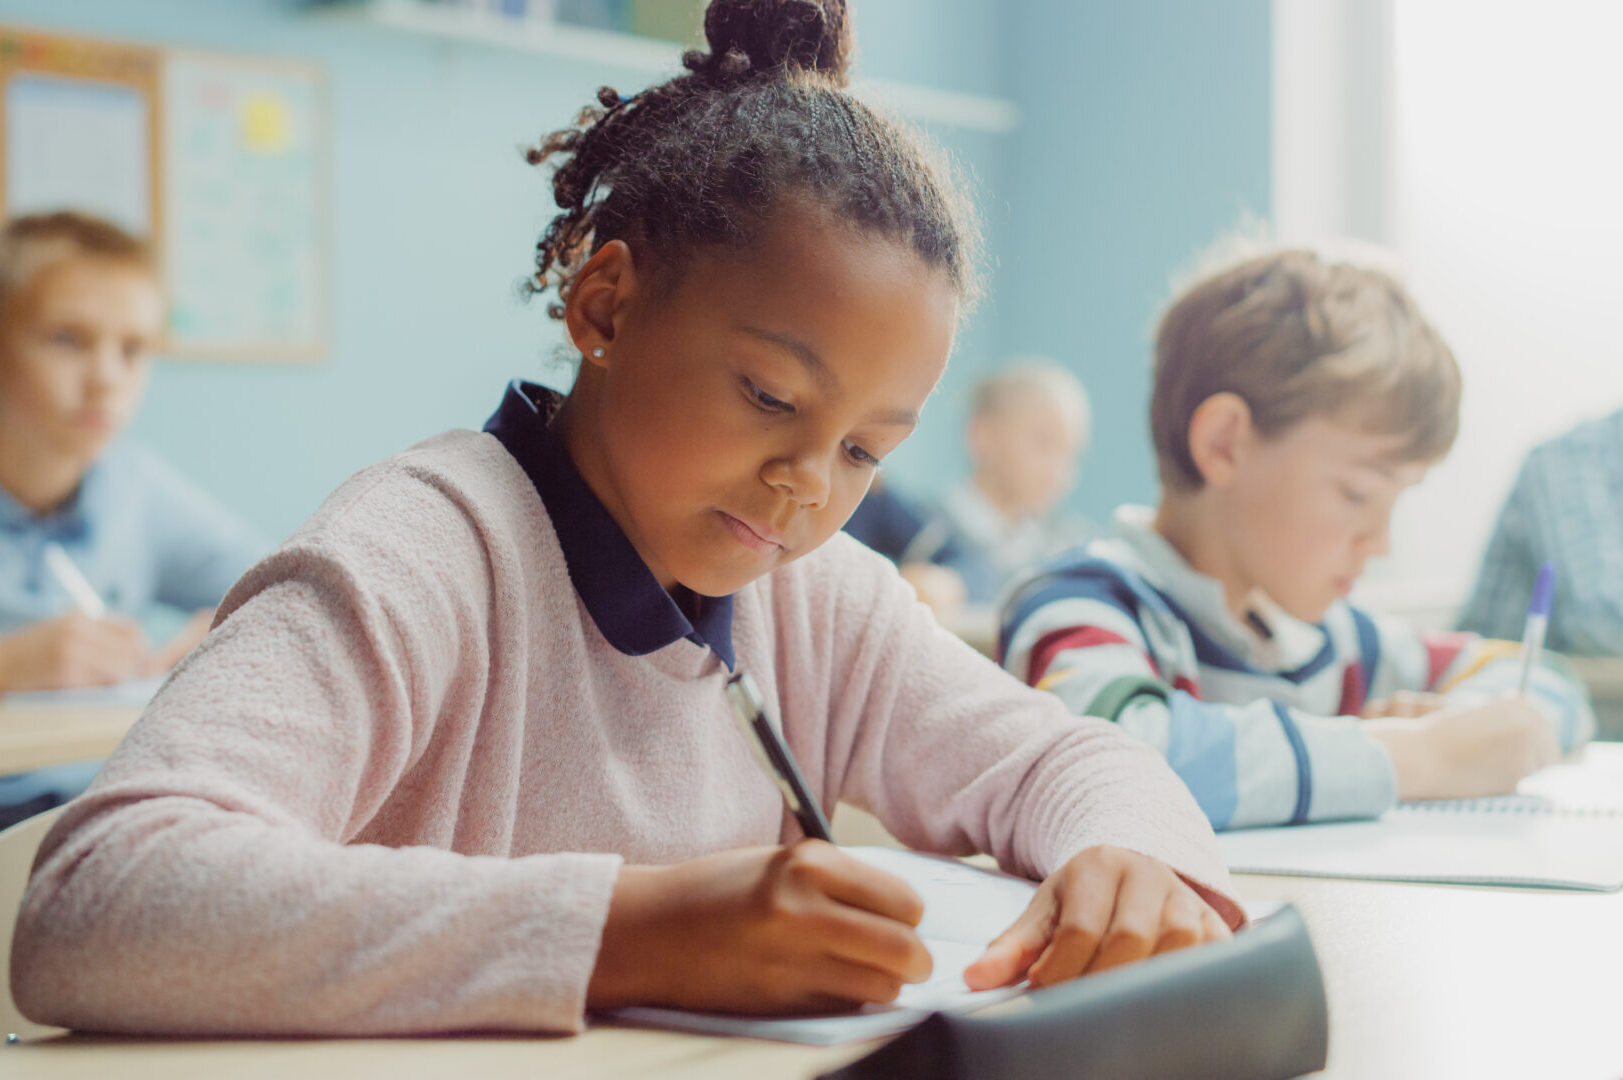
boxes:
[1219,746,1623,891]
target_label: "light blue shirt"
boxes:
[0,441,268,824]
[0,440,268,634]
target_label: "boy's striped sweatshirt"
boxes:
[999,507,1595,830]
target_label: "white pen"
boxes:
[42,541,107,619]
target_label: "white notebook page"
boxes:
[1219,745,1623,890]
[600,846,1037,1046]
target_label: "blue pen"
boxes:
[1516,561,1556,696]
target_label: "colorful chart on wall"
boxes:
[163,51,325,359]
[0,27,327,362]
[0,27,161,238]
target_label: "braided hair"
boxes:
[524,0,980,320]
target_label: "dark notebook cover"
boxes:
[821,903,1328,1080]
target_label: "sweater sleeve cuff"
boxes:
[506,851,622,1033]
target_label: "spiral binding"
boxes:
[1397,794,1623,817]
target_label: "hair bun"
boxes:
[689,0,851,87]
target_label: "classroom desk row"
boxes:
[7,679,1623,1078]
[0,701,144,774]
[9,868,1623,1079]
[8,655,1623,773]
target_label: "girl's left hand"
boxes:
[962,845,1231,991]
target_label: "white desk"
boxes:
[9,868,1623,1079]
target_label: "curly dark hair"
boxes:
[524,0,981,319]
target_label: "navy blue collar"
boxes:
[483,380,735,669]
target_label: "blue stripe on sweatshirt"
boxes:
[999,557,1144,660]
[1004,556,1340,685]
[1158,586,1339,683]
[1269,702,1314,825]
[1348,606,1382,697]
[1164,692,1240,830]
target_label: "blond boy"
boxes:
[0,211,266,827]
[999,250,1591,829]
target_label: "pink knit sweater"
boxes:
[12,430,1238,1036]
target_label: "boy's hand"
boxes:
[1367,694,1559,800]
[0,613,152,692]
[962,845,1231,991]
[587,840,933,1015]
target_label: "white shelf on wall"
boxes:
[313,0,1019,133]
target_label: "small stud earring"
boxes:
[590,347,605,359]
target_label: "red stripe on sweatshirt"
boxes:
[1423,632,1473,688]
[1027,626,1156,687]
[1337,663,1366,717]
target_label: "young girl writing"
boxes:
[13,0,1240,1035]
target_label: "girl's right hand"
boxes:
[586,840,934,1014]
[0,612,152,692]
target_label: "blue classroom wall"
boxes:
[999,0,1272,522]
[0,0,1268,538]
[0,0,1008,540]
[838,0,1010,508]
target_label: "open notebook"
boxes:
[600,846,1035,1045]
[1219,745,1623,891]
[601,847,1284,1047]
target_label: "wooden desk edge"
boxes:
[0,704,143,773]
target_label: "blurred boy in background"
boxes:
[902,357,1090,600]
[0,211,266,827]
[1000,250,1591,830]
[846,360,1093,617]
